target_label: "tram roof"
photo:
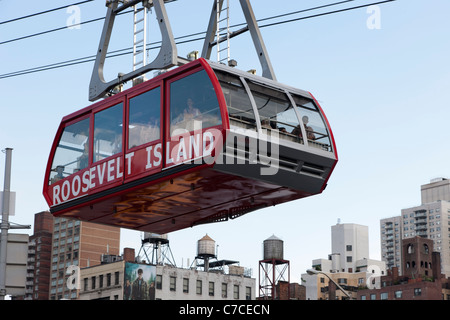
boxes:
[61,58,314,123]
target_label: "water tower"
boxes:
[138,233,176,266]
[194,234,216,272]
[259,235,290,300]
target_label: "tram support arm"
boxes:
[201,0,276,81]
[89,0,178,101]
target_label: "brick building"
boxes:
[275,281,305,300]
[24,211,54,300]
[358,236,450,300]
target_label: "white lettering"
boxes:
[153,143,162,167]
[82,170,90,192]
[97,162,106,185]
[72,175,81,197]
[166,141,174,164]
[203,131,214,156]
[116,157,123,178]
[176,137,187,162]
[126,152,134,175]
[61,180,70,201]
[145,147,153,169]
[190,133,200,159]
[89,167,96,188]
[53,185,61,204]
[107,158,115,182]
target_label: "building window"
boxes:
[233,285,239,299]
[370,294,376,300]
[346,256,352,263]
[414,288,422,296]
[222,283,228,298]
[209,282,215,296]
[156,275,162,290]
[196,280,202,295]
[170,276,176,291]
[346,245,352,251]
[107,273,111,287]
[360,295,366,300]
[91,276,96,290]
[99,274,104,288]
[245,287,251,300]
[380,292,388,300]
[83,278,88,291]
[183,278,189,293]
[395,290,402,299]
[115,272,120,285]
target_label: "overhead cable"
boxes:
[0,0,395,80]
[0,0,94,25]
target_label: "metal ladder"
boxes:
[132,4,148,82]
[216,0,230,64]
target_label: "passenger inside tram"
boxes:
[183,98,201,120]
[77,141,89,170]
[51,165,65,184]
[170,70,222,135]
[302,116,316,140]
[261,118,272,129]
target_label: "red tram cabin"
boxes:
[43,58,338,234]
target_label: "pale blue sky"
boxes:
[1,0,450,282]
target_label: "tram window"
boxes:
[128,87,161,149]
[93,103,123,162]
[170,70,222,135]
[291,94,332,151]
[50,117,90,184]
[215,71,257,131]
[246,81,303,144]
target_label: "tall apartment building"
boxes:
[380,178,450,277]
[379,216,402,271]
[24,211,54,300]
[50,217,120,300]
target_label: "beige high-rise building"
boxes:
[49,218,120,300]
[421,177,450,203]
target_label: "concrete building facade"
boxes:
[78,249,256,300]
[301,222,386,300]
